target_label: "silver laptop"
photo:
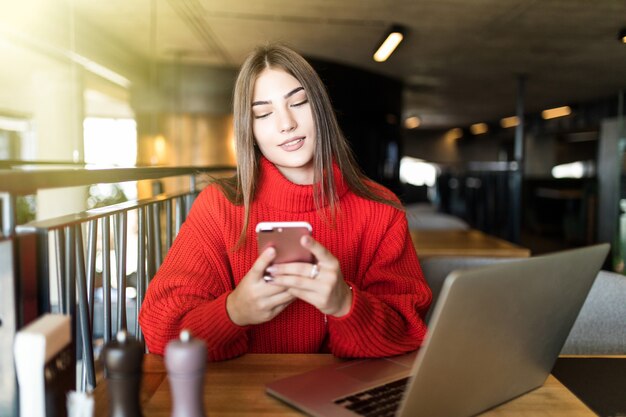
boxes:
[266,243,609,417]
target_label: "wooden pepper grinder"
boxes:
[165,329,207,417]
[103,330,144,417]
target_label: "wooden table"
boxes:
[410,229,531,258]
[93,354,594,417]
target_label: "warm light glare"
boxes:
[500,116,520,128]
[445,128,463,140]
[154,135,165,153]
[542,106,572,119]
[154,135,166,158]
[69,52,131,88]
[83,118,137,166]
[470,123,488,135]
[404,116,421,129]
[399,156,439,187]
[374,32,403,62]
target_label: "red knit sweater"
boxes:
[139,158,432,361]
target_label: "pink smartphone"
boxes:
[256,222,313,265]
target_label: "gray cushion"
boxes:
[404,204,469,231]
[406,212,470,231]
[561,270,626,354]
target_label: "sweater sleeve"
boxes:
[327,212,432,358]
[138,195,249,361]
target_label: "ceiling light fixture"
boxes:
[500,116,520,128]
[542,106,571,119]
[470,123,488,135]
[373,25,405,62]
[404,116,421,129]
[445,128,463,140]
[619,28,626,43]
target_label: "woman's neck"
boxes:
[255,157,348,213]
[274,163,314,185]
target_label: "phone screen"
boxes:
[256,222,313,264]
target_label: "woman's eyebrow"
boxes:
[284,86,304,99]
[252,86,304,107]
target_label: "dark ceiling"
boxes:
[73,0,626,129]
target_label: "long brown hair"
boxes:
[215,43,402,246]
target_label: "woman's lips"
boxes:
[279,136,305,151]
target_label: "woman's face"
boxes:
[251,67,316,184]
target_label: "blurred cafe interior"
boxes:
[1,0,626,416]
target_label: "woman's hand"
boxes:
[267,236,353,317]
[226,247,296,326]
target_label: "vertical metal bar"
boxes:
[64,226,76,318]
[75,225,95,391]
[64,225,78,381]
[1,192,16,238]
[0,239,19,415]
[116,212,127,332]
[513,76,525,169]
[35,229,51,319]
[175,197,184,237]
[186,176,196,218]
[102,216,112,343]
[136,207,146,342]
[509,74,526,244]
[54,229,66,314]
[165,199,173,252]
[113,214,119,334]
[153,203,162,269]
[86,220,97,326]
[618,90,625,157]
[146,203,156,282]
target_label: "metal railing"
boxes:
[0,237,19,416]
[1,163,235,393]
[0,163,233,237]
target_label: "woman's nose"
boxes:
[277,109,297,133]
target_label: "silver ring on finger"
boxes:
[310,263,320,279]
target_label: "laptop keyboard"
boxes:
[333,377,410,417]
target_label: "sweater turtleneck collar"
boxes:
[254,156,348,213]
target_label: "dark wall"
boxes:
[402,128,513,165]
[307,57,404,193]
[133,58,404,191]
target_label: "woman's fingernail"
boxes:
[302,235,311,246]
[266,266,277,274]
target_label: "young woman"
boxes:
[139,44,431,361]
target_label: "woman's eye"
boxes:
[291,99,308,107]
[254,112,271,119]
